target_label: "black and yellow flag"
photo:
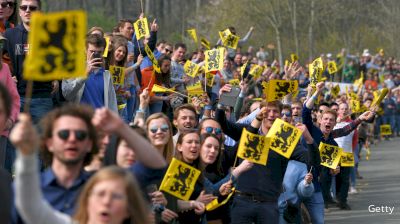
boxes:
[237,129,270,165]
[204,48,224,73]
[151,84,175,93]
[159,158,201,201]
[205,73,215,87]
[353,72,364,89]
[144,44,161,73]
[380,125,392,136]
[184,60,200,78]
[186,81,202,93]
[330,85,340,98]
[206,188,235,211]
[319,142,343,169]
[290,53,298,62]
[187,28,198,43]
[370,88,388,108]
[266,118,302,159]
[201,38,211,50]
[134,17,150,40]
[340,152,354,167]
[327,61,338,74]
[240,61,248,77]
[249,64,264,79]
[262,80,298,102]
[24,11,86,81]
[109,66,125,85]
[350,99,361,113]
[229,79,240,86]
[219,29,239,49]
[309,57,324,86]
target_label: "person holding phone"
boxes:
[62,34,118,113]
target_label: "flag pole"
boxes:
[23,80,33,113]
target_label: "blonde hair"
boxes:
[145,113,174,163]
[73,166,149,224]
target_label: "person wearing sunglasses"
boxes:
[281,104,292,124]
[0,0,16,33]
[199,118,224,140]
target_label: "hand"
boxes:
[284,61,301,80]
[249,26,254,32]
[219,180,233,196]
[359,110,375,121]
[295,123,314,144]
[139,12,144,19]
[239,80,248,94]
[218,84,232,98]
[127,53,134,63]
[149,191,168,206]
[315,81,325,92]
[51,80,59,95]
[86,52,103,74]
[330,166,340,175]
[183,76,190,84]
[136,54,144,65]
[190,201,205,215]
[92,108,124,134]
[5,118,13,130]
[256,106,268,121]
[139,88,150,109]
[304,173,313,184]
[12,76,17,83]
[191,97,202,112]
[9,113,39,155]
[161,209,179,223]
[150,19,158,32]
[196,190,217,205]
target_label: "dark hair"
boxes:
[19,0,41,9]
[174,43,186,51]
[156,40,167,47]
[7,0,18,25]
[200,133,223,176]
[282,104,291,111]
[118,19,134,30]
[0,82,12,118]
[173,104,197,121]
[176,130,201,167]
[39,104,98,167]
[318,102,330,109]
[109,37,128,67]
[330,102,339,108]
[86,34,106,49]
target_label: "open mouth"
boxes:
[99,211,111,221]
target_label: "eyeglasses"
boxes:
[0,2,11,8]
[204,127,222,135]
[149,124,169,134]
[57,129,88,141]
[19,5,38,12]
[281,111,292,117]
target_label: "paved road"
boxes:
[325,137,400,224]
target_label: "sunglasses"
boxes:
[57,129,88,141]
[204,126,222,135]
[19,4,38,11]
[281,112,291,117]
[0,2,12,8]
[149,124,169,134]
[165,49,172,53]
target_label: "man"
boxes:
[333,102,358,210]
[172,104,197,145]
[220,58,234,81]
[62,34,118,112]
[4,0,57,124]
[170,43,189,93]
[281,104,292,124]
[10,105,167,223]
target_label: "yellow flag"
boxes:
[186,81,202,92]
[188,90,206,107]
[159,158,201,201]
[229,79,240,86]
[380,125,392,136]
[144,44,161,73]
[219,29,239,49]
[240,61,248,77]
[290,53,298,62]
[330,85,340,98]
[206,188,235,211]
[263,80,298,102]
[103,36,110,58]
[205,73,215,87]
[353,72,364,89]
[24,11,86,81]
[237,129,270,165]
[309,57,324,86]
[109,66,125,85]
[204,48,224,73]
[370,88,388,108]
[184,60,200,78]
[249,64,264,79]
[267,118,302,159]
[319,142,343,169]
[187,29,198,43]
[349,99,360,113]
[201,38,210,50]
[151,84,174,93]
[134,17,150,40]
[340,152,354,167]
[327,61,337,74]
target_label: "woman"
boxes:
[144,55,175,114]
[0,0,16,33]
[146,113,174,163]
[109,37,143,123]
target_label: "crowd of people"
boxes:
[0,0,399,224]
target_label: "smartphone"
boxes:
[93,52,102,59]
[293,116,303,125]
[219,86,241,107]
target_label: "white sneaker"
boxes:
[349,187,358,194]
